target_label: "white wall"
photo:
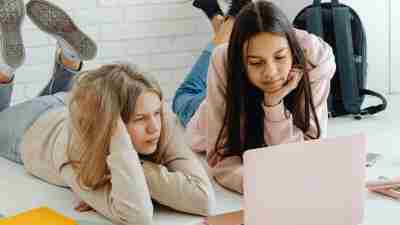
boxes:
[13,0,213,104]
[270,0,390,94]
[390,0,400,93]
[12,0,391,105]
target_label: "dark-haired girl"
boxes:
[174,0,336,193]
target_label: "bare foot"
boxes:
[211,14,224,34]
[60,50,81,71]
[0,72,12,84]
[212,16,235,46]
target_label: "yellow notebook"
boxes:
[0,207,77,225]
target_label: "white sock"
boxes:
[57,39,81,62]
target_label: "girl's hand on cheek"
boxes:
[303,48,316,71]
[263,67,303,107]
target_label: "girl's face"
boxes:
[126,91,162,155]
[244,32,293,94]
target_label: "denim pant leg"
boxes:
[0,53,78,163]
[0,65,69,164]
[38,58,80,96]
[172,42,215,127]
[0,78,13,112]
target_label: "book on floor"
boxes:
[0,207,77,225]
[205,210,243,225]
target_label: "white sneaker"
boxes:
[0,0,25,69]
[26,0,97,61]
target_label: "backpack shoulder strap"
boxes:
[332,6,360,114]
[359,89,388,116]
[305,5,324,37]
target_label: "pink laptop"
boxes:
[243,133,366,225]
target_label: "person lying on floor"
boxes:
[0,1,215,224]
[172,0,336,194]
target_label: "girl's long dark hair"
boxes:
[215,1,321,158]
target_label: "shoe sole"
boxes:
[0,0,25,69]
[26,0,97,61]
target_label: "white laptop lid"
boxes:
[243,133,366,225]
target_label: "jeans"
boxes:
[0,55,79,164]
[172,42,215,127]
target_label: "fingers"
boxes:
[269,70,302,101]
[75,205,83,212]
[291,65,304,72]
[76,205,93,212]
[74,203,85,212]
[287,68,303,89]
[300,47,317,70]
[75,202,94,212]
[273,83,294,102]
[208,153,221,168]
[303,48,309,58]
[264,68,304,106]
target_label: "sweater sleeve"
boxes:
[142,111,215,216]
[60,119,154,225]
[263,29,336,145]
[206,30,335,193]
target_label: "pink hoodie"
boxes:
[186,29,336,193]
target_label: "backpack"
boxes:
[293,0,387,119]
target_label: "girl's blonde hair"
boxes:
[60,62,167,190]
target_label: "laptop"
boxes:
[243,133,366,225]
[207,133,366,225]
